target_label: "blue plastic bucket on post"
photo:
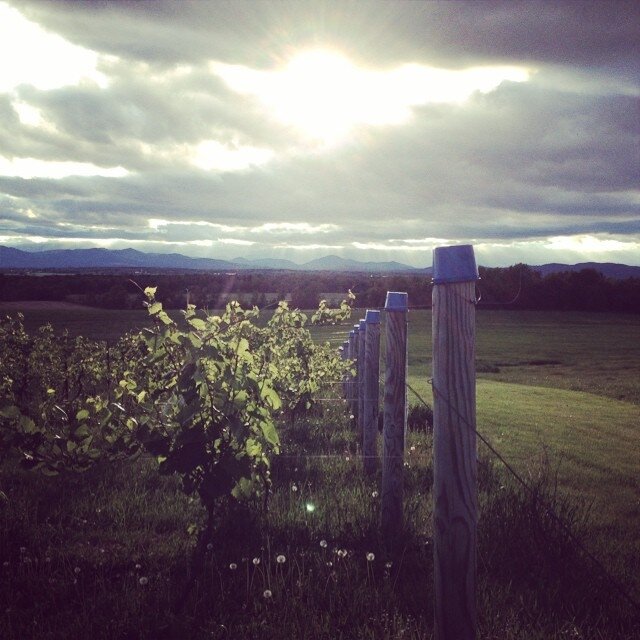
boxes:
[432,245,479,284]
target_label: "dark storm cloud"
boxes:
[17,0,640,76]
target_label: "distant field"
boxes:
[4,302,640,403]
[315,308,640,404]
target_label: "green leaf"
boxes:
[74,425,91,439]
[148,302,162,315]
[231,476,254,500]
[19,415,38,434]
[188,318,207,331]
[260,419,280,448]
[188,332,202,348]
[75,409,89,422]
[261,387,281,411]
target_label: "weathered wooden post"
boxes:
[363,309,380,474]
[381,292,408,542]
[432,245,479,640]
[348,325,359,422]
[340,340,349,399]
[357,319,367,445]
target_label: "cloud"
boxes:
[0,0,638,267]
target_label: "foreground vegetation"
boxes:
[1,301,639,638]
[3,406,639,639]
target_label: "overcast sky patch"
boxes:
[0,0,638,266]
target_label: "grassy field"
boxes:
[5,302,640,402]
[1,302,639,638]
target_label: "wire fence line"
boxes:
[284,375,640,617]
[406,379,640,617]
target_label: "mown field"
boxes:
[1,301,639,639]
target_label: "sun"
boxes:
[212,49,530,147]
[263,50,405,145]
[214,48,394,146]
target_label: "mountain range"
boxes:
[0,246,427,273]
[1,246,639,279]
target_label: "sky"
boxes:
[0,0,638,267]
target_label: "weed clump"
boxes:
[407,403,433,432]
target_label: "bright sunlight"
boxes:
[212,49,531,147]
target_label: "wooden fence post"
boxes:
[381,292,408,542]
[341,340,349,399]
[432,245,479,640]
[349,324,360,427]
[363,309,380,474]
[357,319,367,446]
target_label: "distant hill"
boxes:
[231,256,300,270]
[301,255,420,272]
[0,246,420,273]
[1,245,639,278]
[530,262,640,279]
[0,246,238,271]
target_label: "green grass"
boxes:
[2,403,638,639]
[7,303,640,403]
[1,303,640,637]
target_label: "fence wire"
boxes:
[297,374,640,616]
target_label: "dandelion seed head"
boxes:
[371,491,378,498]
[385,561,393,569]
[276,554,286,564]
[206,543,214,550]
[229,563,238,570]
[291,484,298,492]
[74,566,81,574]
[139,576,149,586]
[252,557,260,565]
[305,503,315,513]
[319,539,328,548]
[135,563,142,570]
[263,589,272,599]
[366,552,375,562]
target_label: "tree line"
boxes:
[1,265,639,313]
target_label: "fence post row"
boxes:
[381,291,408,543]
[432,245,479,640]
[363,309,381,475]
